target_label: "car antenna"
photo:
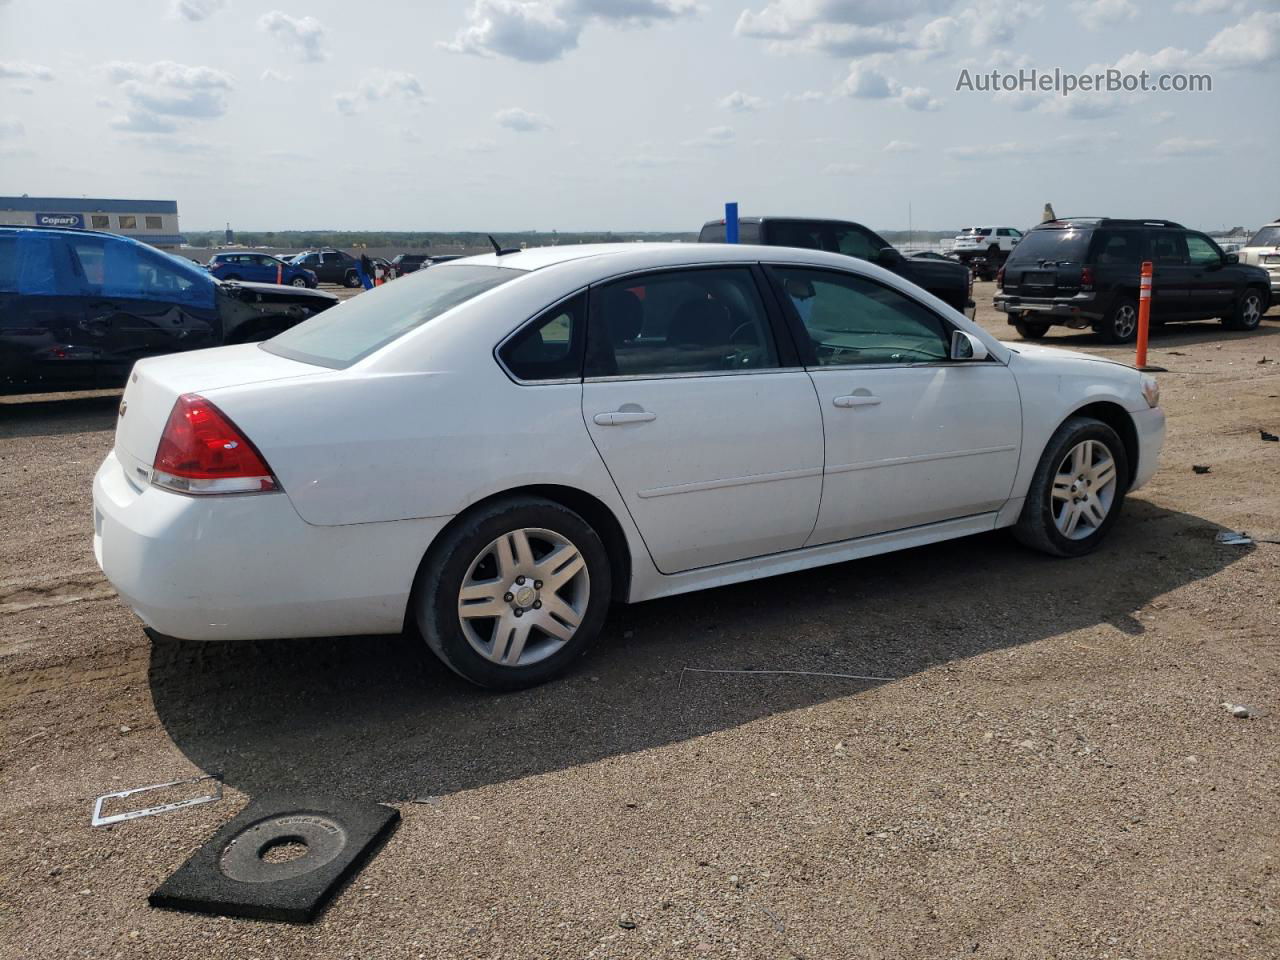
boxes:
[487,234,520,256]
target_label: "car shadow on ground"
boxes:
[148,500,1248,805]
[0,392,121,439]
[1027,319,1280,351]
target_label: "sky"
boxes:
[0,0,1277,232]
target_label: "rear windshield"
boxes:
[263,264,522,368]
[959,228,991,236]
[1249,225,1280,247]
[1009,227,1092,263]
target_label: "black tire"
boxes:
[1014,317,1051,339]
[414,496,613,690]
[290,276,308,287]
[343,270,361,288]
[1013,416,1130,558]
[1223,287,1266,331]
[1098,296,1139,344]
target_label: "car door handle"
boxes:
[593,411,657,426]
[833,394,881,408]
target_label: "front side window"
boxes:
[1185,232,1222,266]
[833,226,880,259]
[66,236,213,306]
[586,268,778,378]
[772,266,950,366]
[499,292,586,382]
[118,215,137,230]
[265,264,522,368]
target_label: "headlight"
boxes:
[1140,373,1160,409]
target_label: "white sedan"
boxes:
[93,243,1165,689]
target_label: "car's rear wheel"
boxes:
[344,270,361,288]
[1014,316,1050,339]
[1223,288,1265,331]
[1099,297,1139,344]
[415,497,613,690]
[1013,417,1129,557]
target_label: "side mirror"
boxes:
[878,246,904,266]
[1224,252,1239,265]
[950,329,989,361]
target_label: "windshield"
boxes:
[263,264,522,368]
[1248,225,1280,247]
[1008,227,1092,263]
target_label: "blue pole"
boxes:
[725,202,739,244]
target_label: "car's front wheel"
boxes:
[1223,288,1265,331]
[415,497,613,690]
[290,276,308,287]
[1013,416,1129,557]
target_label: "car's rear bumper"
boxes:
[92,449,451,641]
[995,293,1103,324]
[1130,405,1165,493]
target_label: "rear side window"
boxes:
[264,264,521,368]
[1009,227,1092,263]
[1091,230,1143,265]
[1149,231,1188,265]
[499,292,586,382]
[585,267,778,378]
[698,222,762,243]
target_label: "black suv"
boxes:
[391,253,431,276]
[289,248,363,287]
[699,216,974,315]
[995,218,1271,342]
[1,226,337,394]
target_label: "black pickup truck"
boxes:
[699,216,974,315]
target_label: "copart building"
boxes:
[0,196,186,250]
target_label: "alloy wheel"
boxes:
[456,528,590,667]
[1113,305,1137,340]
[1051,439,1119,540]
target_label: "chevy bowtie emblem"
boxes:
[118,400,127,417]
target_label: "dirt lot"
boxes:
[2,284,1278,959]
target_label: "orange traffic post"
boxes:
[1135,260,1152,369]
[276,263,282,285]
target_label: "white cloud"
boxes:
[170,0,226,22]
[443,0,695,63]
[961,0,1042,47]
[1201,11,1280,68]
[258,11,328,63]
[1174,0,1241,12]
[496,106,552,131]
[683,125,735,148]
[736,0,951,40]
[1148,109,1176,124]
[718,90,765,111]
[946,140,1023,160]
[1072,0,1137,31]
[840,65,941,111]
[1156,136,1220,155]
[334,92,360,116]
[0,119,25,139]
[785,89,827,102]
[822,162,862,175]
[333,71,428,115]
[261,68,292,83]
[102,60,233,133]
[0,61,54,82]
[110,112,179,133]
[883,139,919,152]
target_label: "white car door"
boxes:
[581,266,824,574]
[768,265,1021,544]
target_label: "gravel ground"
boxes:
[1,284,1278,959]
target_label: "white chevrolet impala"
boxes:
[93,243,1165,688]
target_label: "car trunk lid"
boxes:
[113,344,324,486]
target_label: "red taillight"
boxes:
[152,393,278,495]
[1080,265,1095,289]
[995,266,1005,289]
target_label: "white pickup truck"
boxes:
[1237,220,1280,298]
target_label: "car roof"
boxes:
[455,241,900,273]
[0,223,151,245]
